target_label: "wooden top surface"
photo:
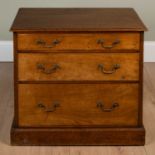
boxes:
[11,8,147,32]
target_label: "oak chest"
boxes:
[10,8,147,145]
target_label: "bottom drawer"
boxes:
[18,83,139,127]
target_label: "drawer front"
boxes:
[17,32,140,51]
[18,83,139,127]
[18,53,139,81]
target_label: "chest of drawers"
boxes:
[10,8,147,145]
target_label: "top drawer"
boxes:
[17,32,140,51]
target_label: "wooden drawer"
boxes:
[18,83,139,127]
[18,53,139,81]
[17,32,140,51]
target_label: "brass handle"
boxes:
[97,101,119,112]
[98,64,120,74]
[36,39,61,48]
[37,101,60,112]
[37,63,61,74]
[97,39,120,49]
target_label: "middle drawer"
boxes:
[18,53,139,81]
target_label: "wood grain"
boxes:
[18,53,140,81]
[17,32,140,51]
[10,8,147,31]
[18,83,139,127]
[10,8,146,146]
[11,126,145,146]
